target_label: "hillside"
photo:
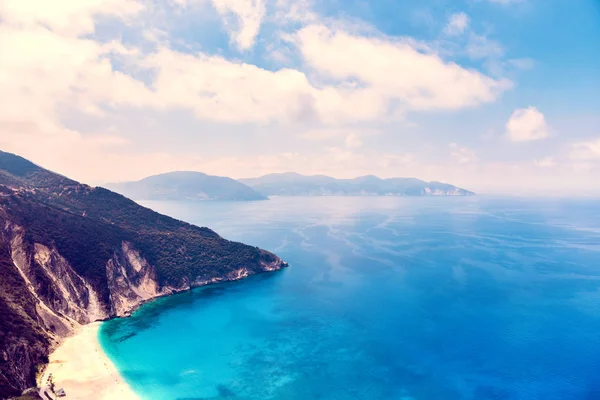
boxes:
[106,171,267,201]
[239,173,475,196]
[0,151,286,398]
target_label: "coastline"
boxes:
[39,322,140,400]
[33,267,288,399]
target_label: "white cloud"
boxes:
[299,128,370,141]
[299,129,367,149]
[299,128,345,141]
[439,12,529,78]
[0,120,137,183]
[0,0,142,36]
[273,0,317,24]
[143,48,398,124]
[571,162,594,173]
[211,0,266,50]
[345,133,363,148]
[449,143,476,164]
[0,1,513,132]
[445,12,470,36]
[506,107,549,142]
[145,48,321,122]
[466,33,505,60]
[535,157,556,167]
[4,0,584,196]
[571,138,600,160]
[0,25,154,124]
[0,0,158,184]
[140,22,513,125]
[295,24,511,113]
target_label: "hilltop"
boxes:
[106,171,267,201]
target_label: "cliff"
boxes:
[0,151,287,398]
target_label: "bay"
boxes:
[99,197,600,400]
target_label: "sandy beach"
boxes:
[40,323,140,400]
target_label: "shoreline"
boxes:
[39,322,140,400]
[35,267,288,399]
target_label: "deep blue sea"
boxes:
[99,197,600,400]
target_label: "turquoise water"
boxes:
[99,197,600,400]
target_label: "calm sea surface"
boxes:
[99,197,600,400]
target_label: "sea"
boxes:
[99,196,600,400]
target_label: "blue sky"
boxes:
[0,0,599,194]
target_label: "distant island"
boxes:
[0,150,286,397]
[105,171,267,201]
[107,171,474,202]
[240,172,475,197]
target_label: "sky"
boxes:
[0,0,599,195]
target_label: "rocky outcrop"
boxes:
[4,221,287,323]
[0,221,287,398]
[7,224,107,329]
[106,241,161,317]
[0,339,47,396]
[5,224,163,325]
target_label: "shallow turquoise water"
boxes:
[99,197,600,400]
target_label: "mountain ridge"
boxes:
[239,172,475,197]
[108,170,475,201]
[0,150,286,398]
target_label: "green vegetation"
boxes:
[0,150,284,397]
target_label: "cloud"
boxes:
[571,138,600,160]
[211,0,266,50]
[0,0,142,36]
[0,0,155,173]
[145,48,323,122]
[0,0,163,184]
[445,12,470,36]
[4,0,583,196]
[0,0,513,131]
[506,107,549,142]
[299,129,367,149]
[466,33,505,60]
[535,157,556,167]
[438,12,532,78]
[345,133,363,148]
[294,24,511,113]
[139,23,512,125]
[299,128,346,141]
[449,143,476,164]
[0,25,154,124]
[273,0,317,24]
[0,120,137,183]
[299,128,371,141]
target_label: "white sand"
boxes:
[40,323,140,400]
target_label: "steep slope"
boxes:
[240,173,475,196]
[106,171,267,201]
[0,151,286,398]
